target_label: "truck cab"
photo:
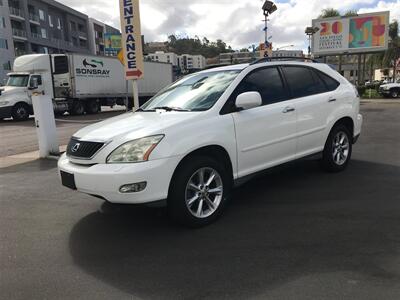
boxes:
[0,54,53,121]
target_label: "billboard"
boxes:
[312,11,390,55]
[119,0,144,80]
[104,34,122,56]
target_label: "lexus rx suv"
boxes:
[58,60,363,227]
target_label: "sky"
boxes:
[61,0,400,51]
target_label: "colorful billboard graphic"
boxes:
[312,11,389,55]
[104,34,122,56]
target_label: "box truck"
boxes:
[0,54,173,121]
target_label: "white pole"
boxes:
[132,80,139,111]
[31,92,59,158]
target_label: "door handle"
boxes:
[283,107,295,113]
[328,98,337,102]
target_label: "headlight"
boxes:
[106,135,164,163]
[0,101,10,107]
[383,86,390,90]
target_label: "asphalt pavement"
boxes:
[1,102,400,299]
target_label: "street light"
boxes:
[262,1,277,57]
[305,26,319,57]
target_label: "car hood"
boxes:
[73,111,201,142]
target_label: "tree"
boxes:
[319,8,340,19]
[343,10,358,17]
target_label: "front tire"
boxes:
[168,156,231,227]
[390,90,399,98]
[85,99,100,114]
[11,103,30,121]
[321,125,352,172]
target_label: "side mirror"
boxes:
[235,91,262,111]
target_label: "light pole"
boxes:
[305,26,319,57]
[262,1,277,57]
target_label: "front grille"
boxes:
[66,138,104,159]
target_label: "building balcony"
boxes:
[12,28,27,39]
[31,32,41,39]
[9,7,25,19]
[15,49,27,57]
[29,13,40,24]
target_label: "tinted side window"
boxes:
[30,75,42,86]
[310,69,328,94]
[283,66,326,98]
[53,56,69,75]
[317,71,340,91]
[234,67,288,106]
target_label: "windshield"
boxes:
[141,70,240,112]
[7,75,29,87]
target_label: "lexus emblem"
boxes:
[71,143,81,152]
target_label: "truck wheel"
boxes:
[168,156,231,227]
[11,103,30,121]
[85,100,100,114]
[70,101,85,115]
[390,90,399,98]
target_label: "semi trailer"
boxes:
[0,53,173,121]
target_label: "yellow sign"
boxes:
[119,0,144,80]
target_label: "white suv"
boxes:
[58,60,363,227]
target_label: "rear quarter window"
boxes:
[316,70,340,91]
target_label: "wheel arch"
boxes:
[13,101,33,114]
[328,116,354,141]
[168,145,234,196]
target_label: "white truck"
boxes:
[0,54,173,121]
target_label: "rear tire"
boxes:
[85,99,100,114]
[168,156,231,227]
[321,124,352,172]
[11,103,30,121]
[70,101,85,115]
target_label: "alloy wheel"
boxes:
[185,167,223,219]
[332,131,350,166]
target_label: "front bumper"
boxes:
[0,105,12,119]
[378,88,391,95]
[57,153,182,204]
[354,113,363,143]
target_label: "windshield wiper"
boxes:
[151,106,189,112]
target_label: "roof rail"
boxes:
[250,56,319,65]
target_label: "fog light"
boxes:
[119,182,147,193]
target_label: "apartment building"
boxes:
[147,51,206,72]
[147,51,179,66]
[88,18,120,56]
[0,0,95,83]
[0,0,14,84]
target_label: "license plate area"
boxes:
[60,171,76,190]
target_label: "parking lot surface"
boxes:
[1,102,400,299]
[0,109,126,157]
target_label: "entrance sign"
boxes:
[312,11,389,55]
[119,0,144,80]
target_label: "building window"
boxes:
[72,37,78,46]
[79,38,86,48]
[57,18,61,29]
[0,17,5,28]
[39,9,45,21]
[41,28,47,38]
[0,38,8,49]
[3,61,12,71]
[0,0,3,6]
[70,21,76,31]
[48,15,53,27]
